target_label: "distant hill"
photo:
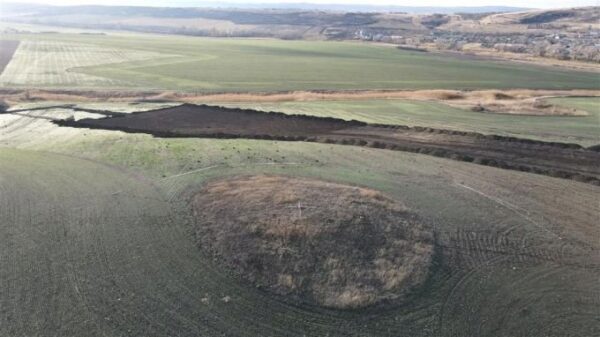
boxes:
[1,2,597,64]
[180,3,531,14]
[0,2,530,15]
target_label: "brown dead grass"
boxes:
[441,91,592,116]
[157,89,599,116]
[192,175,434,309]
[2,88,598,116]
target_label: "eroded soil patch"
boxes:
[192,175,434,309]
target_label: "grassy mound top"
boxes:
[192,175,434,309]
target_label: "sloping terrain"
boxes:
[478,7,600,30]
[0,99,598,337]
[3,4,590,37]
[54,104,600,184]
[2,4,598,66]
[0,33,598,91]
[219,94,600,146]
[0,6,598,335]
[0,40,174,87]
[1,139,598,336]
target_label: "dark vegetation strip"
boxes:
[0,40,19,75]
[52,104,600,185]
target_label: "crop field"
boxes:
[0,32,599,91]
[1,103,599,336]
[545,96,600,116]
[225,98,600,146]
[1,21,599,337]
[0,40,173,87]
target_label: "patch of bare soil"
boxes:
[54,103,600,185]
[0,41,19,75]
[192,175,434,309]
[55,103,365,138]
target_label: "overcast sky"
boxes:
[1,0,597,8]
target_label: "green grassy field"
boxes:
[0,31,598,91]
[223,98,600,146]
[4,96,599,147]
[546,96,600,116]
[1,102,599,336]
[1,26,599,336]
[2,108,599,336]
[0,40,169,87]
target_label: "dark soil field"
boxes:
[61,103,363,136]
[0,40,19,74]
[55,103,600,184]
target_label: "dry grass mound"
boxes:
[192,175,434,309]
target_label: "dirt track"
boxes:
[54,104,600,184]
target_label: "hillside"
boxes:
[1,4,598,65]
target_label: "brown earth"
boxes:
[59,103,363,137]
[0,40,19,75]
[54,103,600,185]
[192,175,434,309]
